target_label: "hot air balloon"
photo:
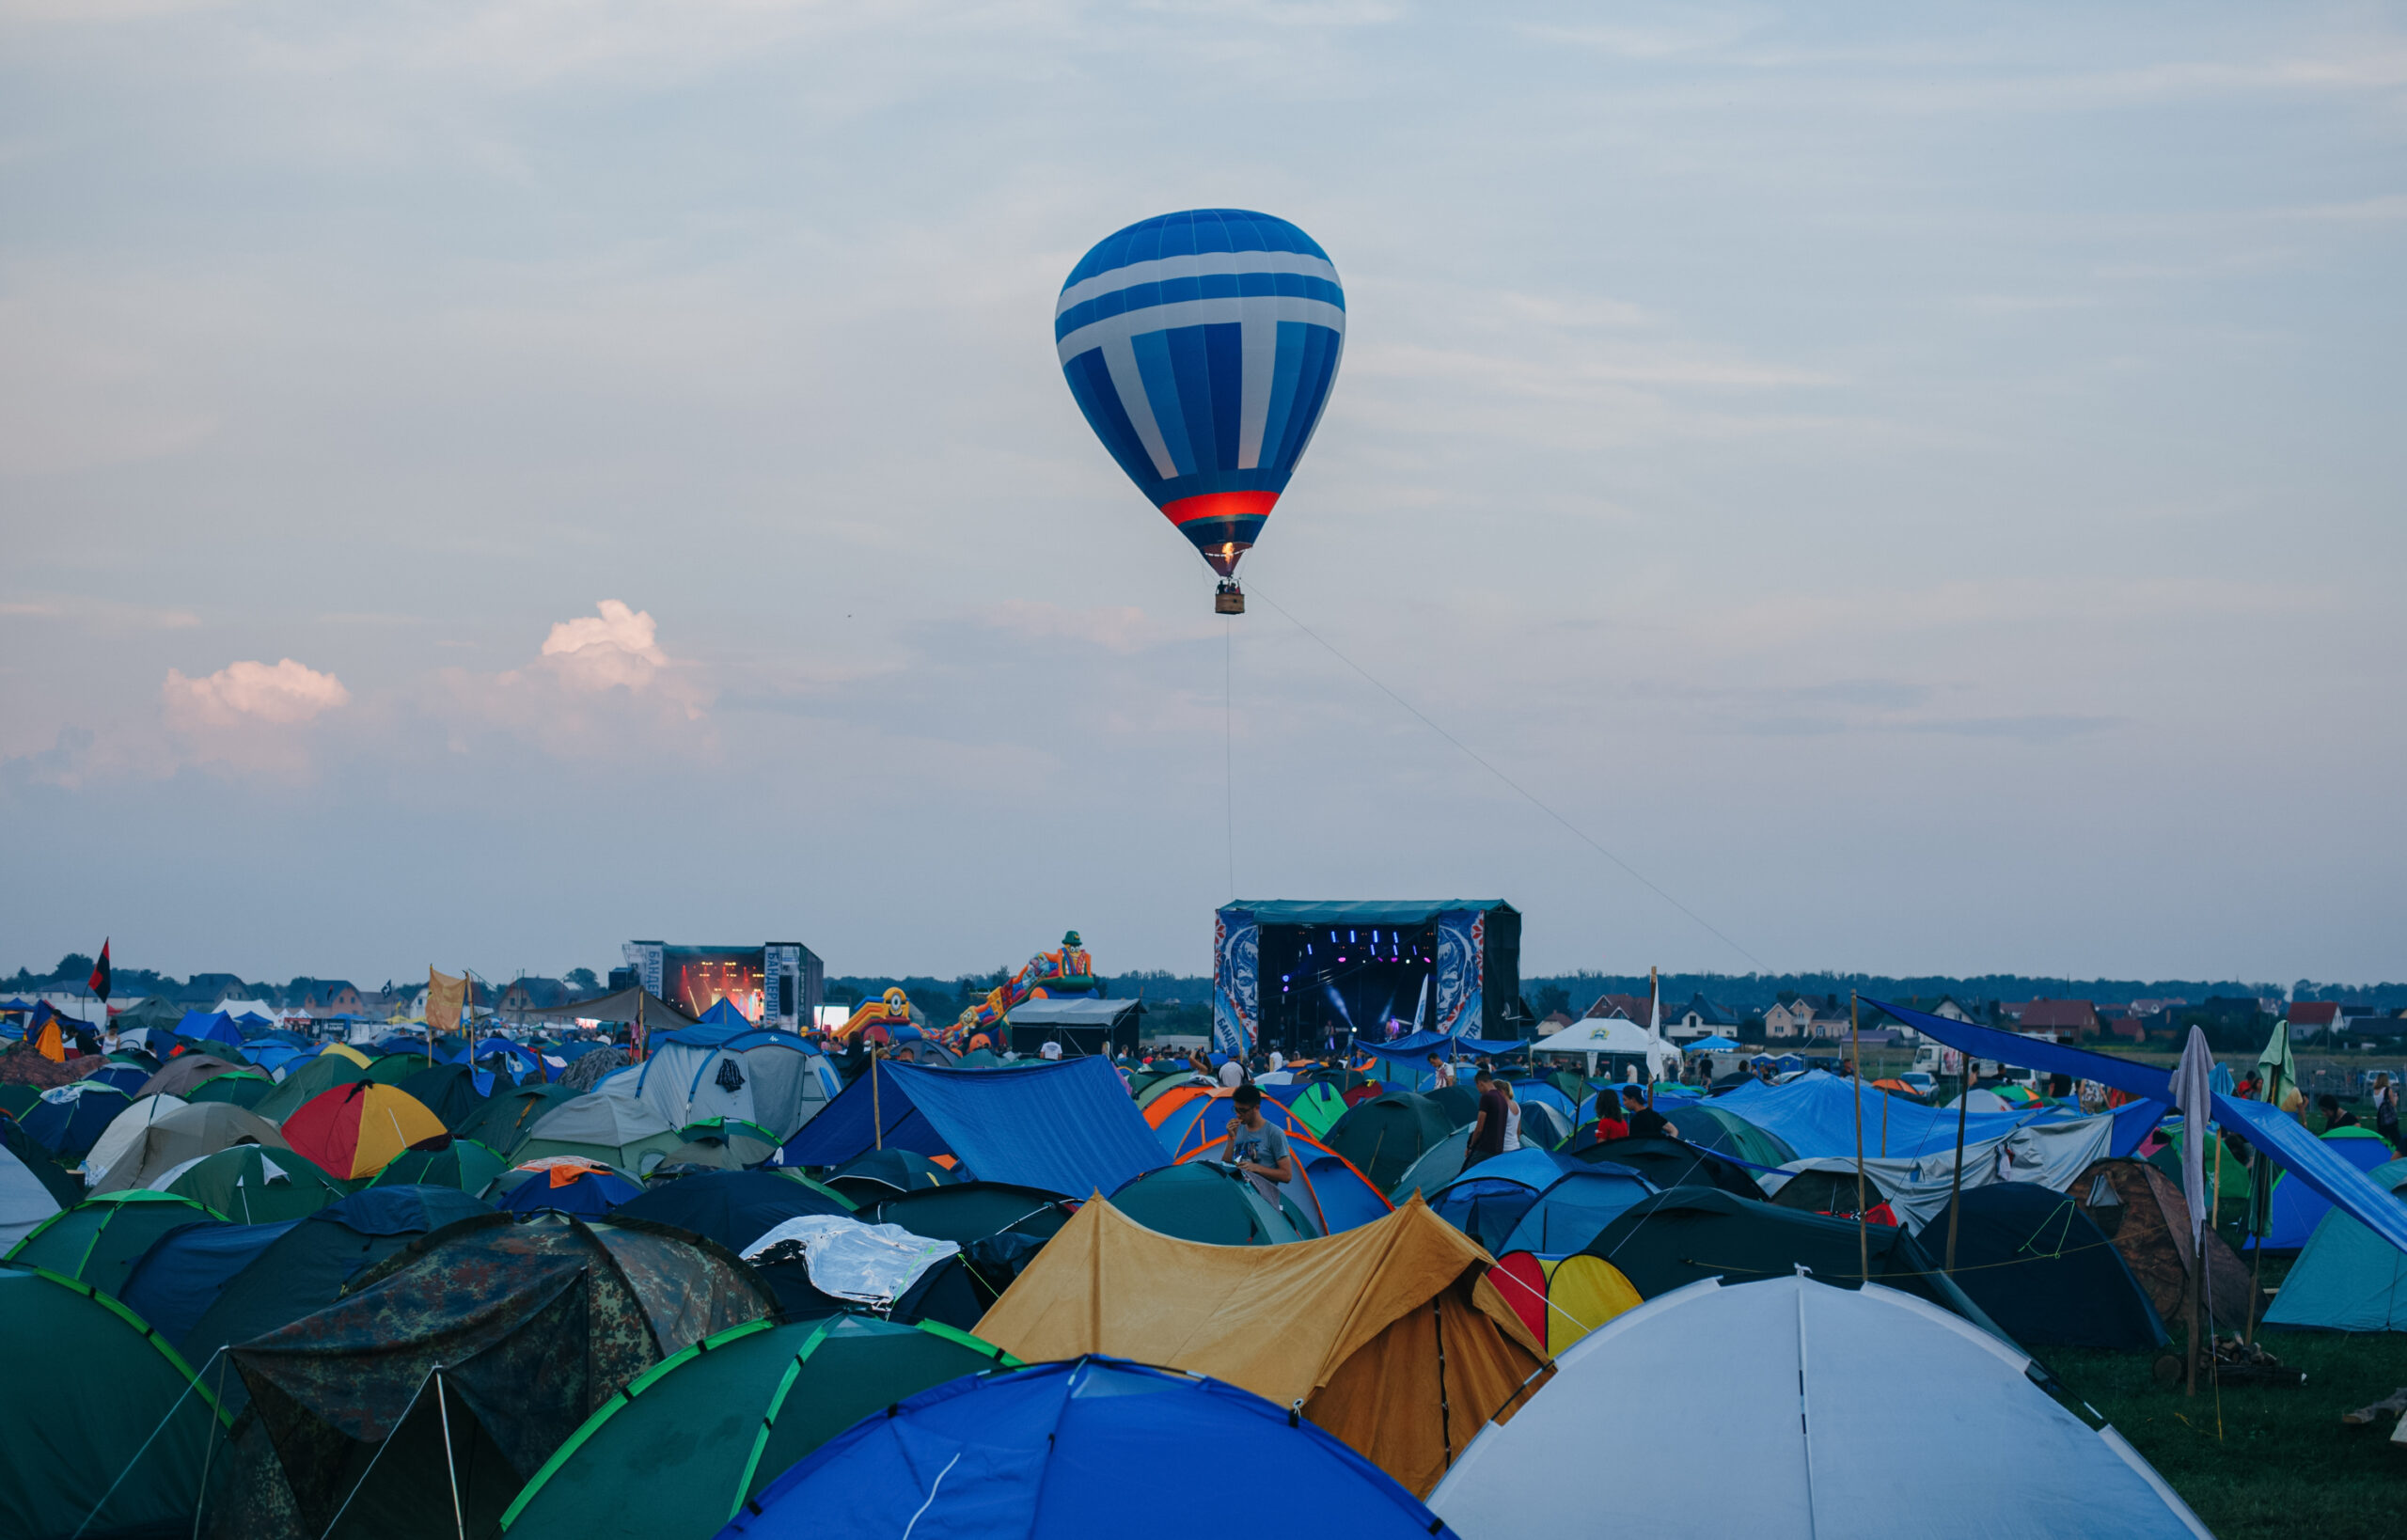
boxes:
[1056,210,1345,613]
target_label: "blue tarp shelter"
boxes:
[1690,1034,1739,1051]
[779,1057,1165,1199]
[2251,1130,2398,1249]
[698,999,750,1028]
[1869,996,2407,1261]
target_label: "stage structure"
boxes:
[621,941,824,1031]
[1212,901,1521,1059]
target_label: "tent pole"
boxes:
[2244,1061,2279,1347]
[873,1048,884,1151]
[1851,992,1868,1282]
[1944,1049,1970,1274]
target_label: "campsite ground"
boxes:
[2037,1323,2407,1540]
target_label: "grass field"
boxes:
[2037,1326,2407,1539]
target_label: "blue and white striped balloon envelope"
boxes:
[1057,210,1345,585]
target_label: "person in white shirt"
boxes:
[1218,1056,1245,1089]
[1039,1040,1062,1061]
[1500,1079,1522,1152]
[1267,1049,1284,1075]
[1428,1053,1455,1091]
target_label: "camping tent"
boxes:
[1426,1148,1654,1257]
[0,1145,61,1249]
[2261,1156,2407,1332]
[851,1182,1074,1246]
[1581,1188,2006,1335]
[779,1057,1164,1200]
[495,1163,643,1217]
[454,1081,581,1153]
[2250,1127,2397,1249]
[80,1091,190,1187]
[512,1092,686,1174]
[134,1052,246,1100]
[1321,1091,1459,1195]
[1288,1081,1351,1138]
[1427,1274,2212,1540]
[609,1169,856,1254]
[723,1356,1452,1540]
[125,1186,493,1370]
[1570,1135,1764,1199]
[974,1195,1549,1497]
[1146,1083,1313,1158]
[1939,1183,2167,1349]
[497,1314,1015,1540]
[1175,1129,1395,1236]
[165,1143,349,1224]
[2070,1157,2256,1335]
[280,1081,448,1180]
[249,1051,375,1124]
[226,1212,775,1539]
[1109,1160,1314,1244]
[394,1062,493,1129]
[1487,1249,1643,1357]
[19,1080,134,1159]
[361,1139,508,1195]
[630,1031,838,1141]
[823,1147,961,1202]
[0,1265,229,1540]
[88,1100,291,1195]
[6,1190,223,1297]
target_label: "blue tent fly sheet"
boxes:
[780,1057,1163,1200]
[1867,997,2407,1260]
[1712,1072,2160,1164]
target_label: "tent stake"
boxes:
[1851,993,1868,1283]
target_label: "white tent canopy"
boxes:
[79,1093,189,1190]
[629,1037,838,1139]
[1528,1017,1680,1080]
[1430,1273,2210,1540]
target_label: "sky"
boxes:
[2,1,2401,988]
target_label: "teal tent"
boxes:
[2262,1156,2407,1332]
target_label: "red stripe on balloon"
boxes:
[1160,490,1279,526]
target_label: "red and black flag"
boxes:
[88,939,111,1003]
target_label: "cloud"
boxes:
[162,657,351,729]
[537,598,670,692]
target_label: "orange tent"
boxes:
[975,1194,1549,1497]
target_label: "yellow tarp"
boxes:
[975,1195,1549,1497]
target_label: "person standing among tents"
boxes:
[1622,1085,1677,1141]
[1218,1054,1246,1090]
[1224,1083,1296,1204]
[2374,1073,2402,1154]
[1465,1069,1510,1169]
[1500,1078,1522,1153]
[1428,1053,1456,1092]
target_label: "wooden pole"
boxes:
[1945,1049,1971,1273]
[1851,993,1868,1281]
[2244,1061,2281,1347]
[872,1047,885,1151]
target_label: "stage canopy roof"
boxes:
[1231,900,1514,926]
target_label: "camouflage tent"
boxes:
[2069,1156,2255,1333]
[226,1212,776,1539]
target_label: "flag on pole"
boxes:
[87,940,111,1004]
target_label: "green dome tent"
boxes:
[165,1144,348,1225]
[498,1314,1015,1540]
[0,1265,231,1540]
[6,1190,223,1298]
[1108,1161,1313,1245]
[1286,1081,1350,1139]
[357,1139,507,1195]
[1322,1091,1457,1196]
